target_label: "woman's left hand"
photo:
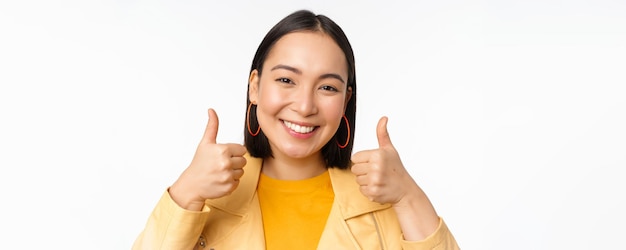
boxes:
[351,116,419,206]
[352,116,441,240]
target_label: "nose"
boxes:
[291,87,318,116]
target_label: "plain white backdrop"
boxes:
[1,1,625,249]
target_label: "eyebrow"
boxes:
[270,64,346,84]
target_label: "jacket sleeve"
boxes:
[132,189,211,250]
[400,217,460,250]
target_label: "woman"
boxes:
[133,9,459,250]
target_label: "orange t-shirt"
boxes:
[257,170,334,250]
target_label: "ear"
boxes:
[248,69,260,104]
[343,86,353,112]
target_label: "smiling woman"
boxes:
[132,9,459,250]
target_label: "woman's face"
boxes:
[249,31,351,160]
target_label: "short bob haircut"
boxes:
[244,9,356,169]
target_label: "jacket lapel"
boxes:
[317,168,391,249]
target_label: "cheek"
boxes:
[257,84,286,114]
[322,98,348,125]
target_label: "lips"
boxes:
[282,120,316,134]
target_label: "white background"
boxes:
[1,1,625,249]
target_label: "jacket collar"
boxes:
[206,154,390,219]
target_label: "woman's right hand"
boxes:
[169,108,248,211]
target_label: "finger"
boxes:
[376,116,392,148]
[351,149,376,163]
[359,186,373,200]
[355,174,369,186]
[232,168,245,180]
[201,108,219,144]
[225,143,248,157]
[229,156,247,169]
[350,162,368,176]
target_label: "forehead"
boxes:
[264,31,347,75]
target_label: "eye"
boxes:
[276,77,294,84]
[320,85,339,92]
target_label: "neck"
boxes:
[262,152,327,180]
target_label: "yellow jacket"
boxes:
[133,155,459,250]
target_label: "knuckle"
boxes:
[369,185,381,195]
[216,145,229,156]
[218,173,232,183]
[370,174,383,185]
[216,158,231,170]
[371,152,383,162]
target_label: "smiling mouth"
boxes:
[283,120,317,134]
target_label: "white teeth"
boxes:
[283,120,315,134]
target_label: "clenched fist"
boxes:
[169,108,248,211]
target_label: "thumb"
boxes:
[201,108,219,144]
[376,116,392,148]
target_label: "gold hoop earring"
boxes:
[336,115,350,149]
[247,103,260,136]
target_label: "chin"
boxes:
[278,145,317,159]
[282,150,311,159]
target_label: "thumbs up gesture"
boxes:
[169,109,248,211]
[351,116,419,205]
